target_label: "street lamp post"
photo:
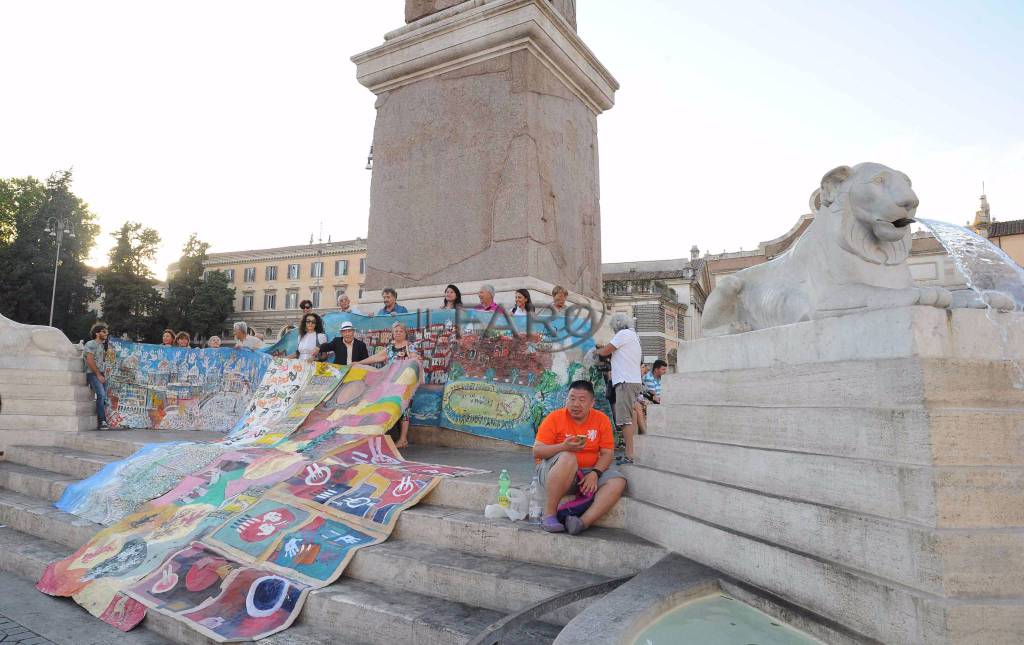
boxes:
[44,217,75,327]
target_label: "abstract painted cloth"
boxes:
[263,309,610,446]
[56,359,344,525]
[38,432,484,642]
[534,408,614,469]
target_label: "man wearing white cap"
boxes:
[318,320,369,366]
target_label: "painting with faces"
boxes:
[38,359,486,642]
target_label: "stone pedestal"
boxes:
[629,307,1024,644]
[352,0,617,302]
[0,356,95,449]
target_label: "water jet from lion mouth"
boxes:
[877,217,916,228]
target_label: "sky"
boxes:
[2,0,1022,277]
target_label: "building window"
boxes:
[359,258,365,274]
[264,292,277,310]
[223,268,235,283]
[265,265,278,281]
[288,264,300,280]
[244,267,256,282]
[241,294,254,311]
[311,261,324,279]
[335,259,348,276]
[358,285,364,299]
[285,291,298,310]
[311,289,321,308]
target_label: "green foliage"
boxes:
[190,269,236,339]
[163,233,208,332]
[0,171,100,340]
[96,222,165,341]
[535,370,560,394]
[163,234,234,339]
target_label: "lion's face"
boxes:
[845,163,918,243]
[818,162,916,265]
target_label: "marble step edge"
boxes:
[0,459,656,579]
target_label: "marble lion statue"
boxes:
[702,162,1013,337]
[0,312,79,357]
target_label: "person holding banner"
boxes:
[357,320,420,448]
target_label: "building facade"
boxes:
[601,250,711,369]
[192,238,368,340]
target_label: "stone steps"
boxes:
[2,440,629,529]
[303,577,560,645]
[391,504,662,578]
[6,445,119,480]
[1,398,95,416]
[2,383,93,401]
[0,369,86,385]
[624,462,1024,599]
[0,469,616,626]
[0,461,76,502]
[0,526,364,645]
[662,357,1024,408]
[0,414,95,432]
[0,522,554,645]
[0,457,660,582]
[0,437,662,644]
[634,432,1024,529]
[647,402,1024,466]
[622,494,1023,645]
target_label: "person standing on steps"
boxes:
[594,312,643,464]
[84,322,113,431]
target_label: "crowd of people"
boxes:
[82,283,667,536]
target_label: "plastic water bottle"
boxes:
[497,469,511,508]
[527,473,543,524]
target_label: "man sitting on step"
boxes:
[532,379,626,535]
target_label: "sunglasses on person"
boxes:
[301,305,313,310]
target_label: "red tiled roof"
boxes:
[989,219,1024,237]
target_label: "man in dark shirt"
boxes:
[319,321,369,366]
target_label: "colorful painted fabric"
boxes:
[56,359,343,525]
[39,432,483,642]
[101,340,271,431]
[264,309,608,447]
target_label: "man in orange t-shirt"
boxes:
[532,380,627,535]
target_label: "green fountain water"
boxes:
[633,594,822,645]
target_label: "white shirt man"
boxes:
[337,294,362,315]
[595,313,643,462]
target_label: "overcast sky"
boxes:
[2,0,1021,277]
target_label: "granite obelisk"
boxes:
[353,0,617,309]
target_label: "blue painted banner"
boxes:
[265,309,609,446]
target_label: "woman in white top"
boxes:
[294,313,328,361]
[509,288,534,316]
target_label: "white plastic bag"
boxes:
[484,488,527,521]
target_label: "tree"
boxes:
[96,222,165,341]
[164,234,235,339]
[190,270,236,339]
[0,171,100,340]
[164,234,208,332]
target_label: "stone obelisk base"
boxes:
[629,307,1024,645]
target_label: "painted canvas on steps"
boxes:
[56,358,345,525]
[39,432,481,642]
